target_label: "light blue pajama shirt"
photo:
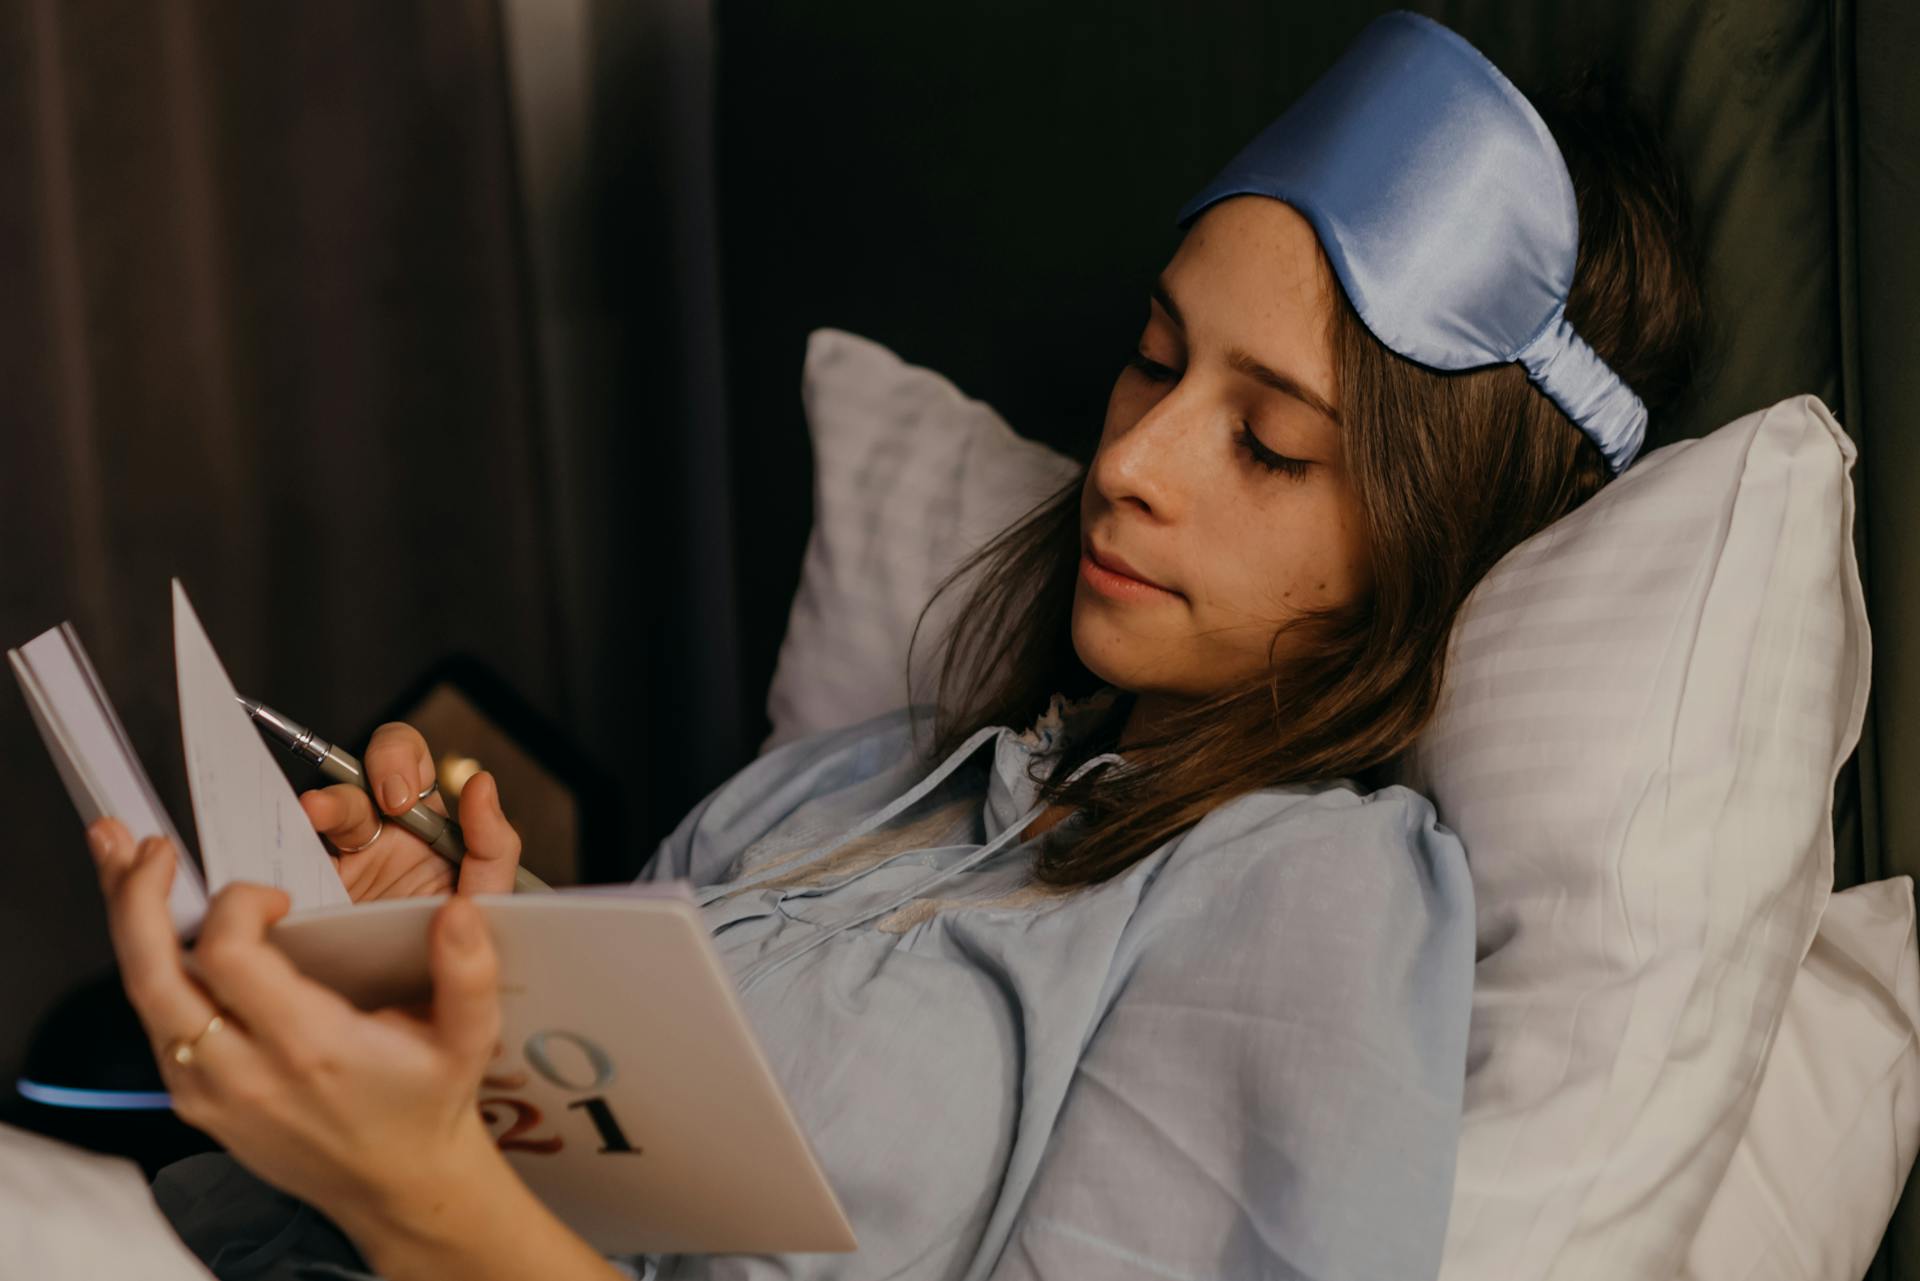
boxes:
[153,687,1476,1281]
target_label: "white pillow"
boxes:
[1396,393,1873,1279]
[759,329,1078,756]
[1685,875,1920,1281]
[759,333,1900,1268]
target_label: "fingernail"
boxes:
[381,776,409,812]
[87,825,113,860]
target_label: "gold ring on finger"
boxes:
[163,1012,227,1066]
[333,816,384,854]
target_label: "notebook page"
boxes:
[172,579,351,910]
[8,625,209,936]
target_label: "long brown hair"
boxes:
[904,69,1708,888]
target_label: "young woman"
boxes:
[88,14,1704,1281]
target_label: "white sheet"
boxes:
[0,1121,214,1279]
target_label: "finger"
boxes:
[100,836,222,1052]
[365,722,436,817]
[87,817,142,895]
[300,784,383,851]
[418,785,449,820]
[429,897,500,1064]
[191,883,357,1059]
[92,836,293,1135]
[454,772,523,897]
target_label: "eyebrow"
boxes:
[1151,275,1341,425]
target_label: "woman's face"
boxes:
[1074,196,1371,708]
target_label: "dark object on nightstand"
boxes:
[7,969,219,1180]
[368,654,626,887]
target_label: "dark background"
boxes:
[2,0,1915,1269]
[0,0,739,1088]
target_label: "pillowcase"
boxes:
[759,328,1078,756]
[1684,875,1920,1281]
[0,1121,216,1278]
[759,330,1901,1269]
[1392,393,1872,1279]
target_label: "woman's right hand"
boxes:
[298,722,524,901]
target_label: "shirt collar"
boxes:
[982,686,1125,843]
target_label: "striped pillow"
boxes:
[760,329,1078,756]
[1393,395,1872,1278]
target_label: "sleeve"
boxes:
[987,785,1477,1281]
[633,703,930,889]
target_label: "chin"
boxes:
[1070,603,1166,694]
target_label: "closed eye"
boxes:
[1236,423,1312,481]
[1125,350,1176,382]
[1125,350,1312,481]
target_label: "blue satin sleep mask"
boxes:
[1176,10,1646,474]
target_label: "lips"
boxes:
[1087,540,1177,594]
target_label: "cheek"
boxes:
[1229,495,1370,612]
[1330,492,1373,598]
[1314,524,1369,601]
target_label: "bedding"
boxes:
[1397,393,1870,1278]
[1683,875,1920,1280]
[760,329,1077,756]
[762,329,1903,1275]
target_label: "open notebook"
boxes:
[8,580,855,1256]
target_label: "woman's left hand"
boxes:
[86,815,510,1241]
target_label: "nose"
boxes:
[1091,381,1205,519]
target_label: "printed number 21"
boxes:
[483,1031,644,1156]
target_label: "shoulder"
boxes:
[1045,780,1474,1280]
[1117,780,1475,1044]
[1145,778,1473,926]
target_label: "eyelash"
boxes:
[1122,350,1313,481]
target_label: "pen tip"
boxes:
[235,695,258,716]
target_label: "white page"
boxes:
[9,625,209,936]
[172,579,350,909]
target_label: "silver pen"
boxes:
[239,695,551,894]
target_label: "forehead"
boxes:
[1152,196,1336,391]
[1162,196,1333,331]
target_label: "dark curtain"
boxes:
[0,0,745,1086]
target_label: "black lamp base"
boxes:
[8,969,221,1180]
